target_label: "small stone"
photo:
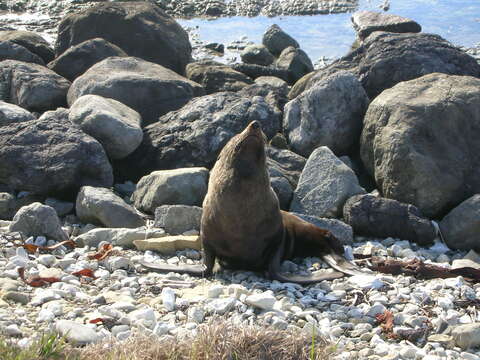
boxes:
[111,325,130,337]
[5,324,22,337]
[3,291,29,305]
[188,306,205,324]
[104,256,130,272]
[128,307,156,329]
[38,254,56,267]
[366,303,387,317]
[208,297,236,315]
[245,292,276,310]
[37,309,55,322]
[161,288,176,311]
[452,323,480,350]
[55,320,100,345]
[207,285,224,299]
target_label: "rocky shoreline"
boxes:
[1,1,480,359]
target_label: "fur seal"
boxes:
[141,121,365,284]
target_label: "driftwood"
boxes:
[369,257,480,283]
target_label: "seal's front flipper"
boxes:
[321,253,370,277]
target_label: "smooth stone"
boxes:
[55,320,101,345]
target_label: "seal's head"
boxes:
[218,121,268,178]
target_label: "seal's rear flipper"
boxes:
[322,253,370,277]
[140,260,207,276]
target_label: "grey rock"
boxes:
[360,73,480,217]
[116,92,281,181]
[284,71,369,157]
[343,194,436,246]
[154,205,202,235]
[440,195,480,251]
[232,63,290,83]
[290,146,365,218]
[0,60,70,112]
[76,186,145,228]
[245,292,276,310]
[9,202,68,241]
[290,32,480,100]
[0,192,15,220]
[238,82,288,113]
[0,101,35,126]
[241,44,275,66]
[0,40,44,64]
[2,291,29,305]
[451,323,480,350]
[74,227,165,248]
[48,38,127,81]
[276,46,314,84]
[270,176,293,210]
[293,213,354,245]
[0,115,113,196]
[67,56,204,125]
[207,297,236,315]
[69,95,143,159]
[254,76,288,90]
[186,60,253,94]
[262,24,299,56]
[55,320,100,345]
[55,2,191,75]
[133,168,208,214]
[0,31,54,63]
[45,198,74,217]
[267,146,306,190]
[351,11,422,40]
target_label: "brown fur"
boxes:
[141,121,364,283]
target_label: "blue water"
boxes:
[179,0,480,63]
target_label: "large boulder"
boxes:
[351,11,421,40]
[290,32,480,100]
[241,45,275,66]
[116,92,282,181]
[76,186,144,228]
[0,60,70,112]
[267,147,307,210]
[67,56,204,125]
[232,63,290,83]
[9,202,68,241]
[360,73,480,218]
[154,205,203,235]
[55,2,192,75]
[69,95,143,160]
[0,101,35,126]
[440,195,480,251]
[290,146,365,218]
[186,61,253,94]
[48,38,127,81]
[283,71,369,157]
[0,31,54,63]
[0,193,15,220]
[343,194,436,245]
[262,24,299,56]
[132,168,209,214]
[275,46,314,84]
[0,41,44,65]
[0,113,113,197]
